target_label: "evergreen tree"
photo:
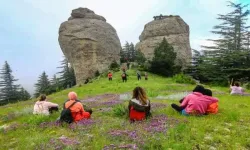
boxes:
[198,1,250,84]
[18,87,31,101]
[150,38,179,76]
[135,49,146,65]
[50,74,60,93]
[57,57,76,89]
[34,71,51,97]
[0,61,20,103]
[129,43,136,61]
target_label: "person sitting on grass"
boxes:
[171,85,218,116]
[33,94,59,115]
[64,92,91,122]
[128,87,151,122]
[204,89,219,114]
[230,82,244,95]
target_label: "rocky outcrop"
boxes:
[136,15,192,67]
[59,8,121,85]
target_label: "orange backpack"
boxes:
[207,102,218,114]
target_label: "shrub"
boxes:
[112,104,128,117]
[245,82,250,90]
[173,73,196,84]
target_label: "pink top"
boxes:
[181,92,218,115]
[230,86,244,95]
[33,101,58,115]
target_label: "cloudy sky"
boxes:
[0,0,249,94]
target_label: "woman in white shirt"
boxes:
[230,82,244,95]
[33,95,59,115]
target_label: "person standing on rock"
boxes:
[108,72,113,81]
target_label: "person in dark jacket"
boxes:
[128,87,151,122]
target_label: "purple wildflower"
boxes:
[39,120,61,128]
[108,130,138,140]
[103,144,137,150]
[58,135,80,146]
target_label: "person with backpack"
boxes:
[33,94,59,115]
[108,72,113,81]
[128,87,151,122]
[121,72,128,82]
[60,92,91,123]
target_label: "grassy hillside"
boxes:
[0,70,249,150]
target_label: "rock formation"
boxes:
[59,8,121,85]
[136,15,192,67]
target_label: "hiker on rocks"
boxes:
[230,82,244,95]
[33,94,59,115]
[145,72,148,80]
[63,92,91,122]
[128,87,151,122]
[108,72,113,81]
[171,85,218,116]
[121,71,128,82]
[136,70,141,80]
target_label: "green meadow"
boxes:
[0,70,249,150]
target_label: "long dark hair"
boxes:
[193,85,205,94]
[132,87,148,105]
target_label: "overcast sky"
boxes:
[0,0,249,94]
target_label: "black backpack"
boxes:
[60,101,77,124]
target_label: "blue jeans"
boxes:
[181,109,189,116]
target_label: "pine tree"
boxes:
[150,38,179,76]
[57,57,76,89]
[198,1,250,84]
[50,74,60,93]
[18,87,31,101]
[135,49,146,65]
[0,61,20,103]
[129,43,136,62]
[34,71,51,97]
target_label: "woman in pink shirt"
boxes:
[171,85,218,116]
[230,82,244,95]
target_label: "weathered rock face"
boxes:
[135,15,192,67]
[59,8,121,85]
